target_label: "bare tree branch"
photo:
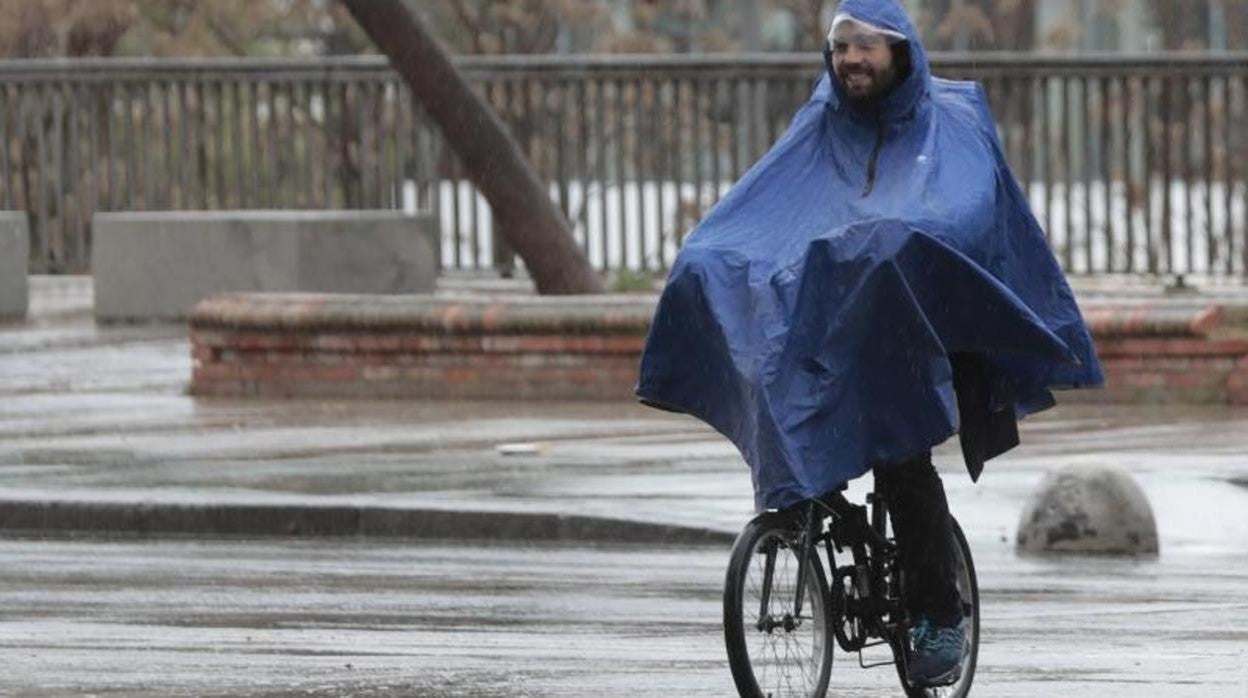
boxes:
[446,0,486,54]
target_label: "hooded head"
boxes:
[822,0,931,121]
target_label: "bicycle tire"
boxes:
[897,515,980,698]
[723,511,834,698]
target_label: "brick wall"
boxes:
[189,293,652,400]
[1076,304,1248,405]
[190,294,1248,404]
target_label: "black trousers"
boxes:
[873,450,962,627]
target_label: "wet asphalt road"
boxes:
[0,535,1245,697]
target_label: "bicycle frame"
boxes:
[767,483,908,662]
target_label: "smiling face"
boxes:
[829,22,901,104]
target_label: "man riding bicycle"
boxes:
[637,0,1103,690]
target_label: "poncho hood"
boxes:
[822,0,932,124]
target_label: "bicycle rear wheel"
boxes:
[723,511,834,698]
[898,515,980,698]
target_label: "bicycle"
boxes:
[722,479,979,697]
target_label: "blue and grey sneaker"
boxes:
[907,616,966,687]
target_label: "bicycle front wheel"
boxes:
[723,511,834,698]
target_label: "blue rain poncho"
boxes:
[635,0,1103,511]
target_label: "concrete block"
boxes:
[1016,464,1159,555]
[93,210,438,322]
[0,212,28,320]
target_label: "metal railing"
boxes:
[1,53,1245,278]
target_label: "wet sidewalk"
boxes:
[0,275,730,542]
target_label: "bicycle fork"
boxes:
[755,502,820,632]
[791,501,820,620]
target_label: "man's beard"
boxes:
[837,64,897,104]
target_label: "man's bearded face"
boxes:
[830,24,900,103]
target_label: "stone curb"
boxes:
[1081,303,1224,338]
[191,293,1247,339]
[190,293,658,335]
[0,500,736,546]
